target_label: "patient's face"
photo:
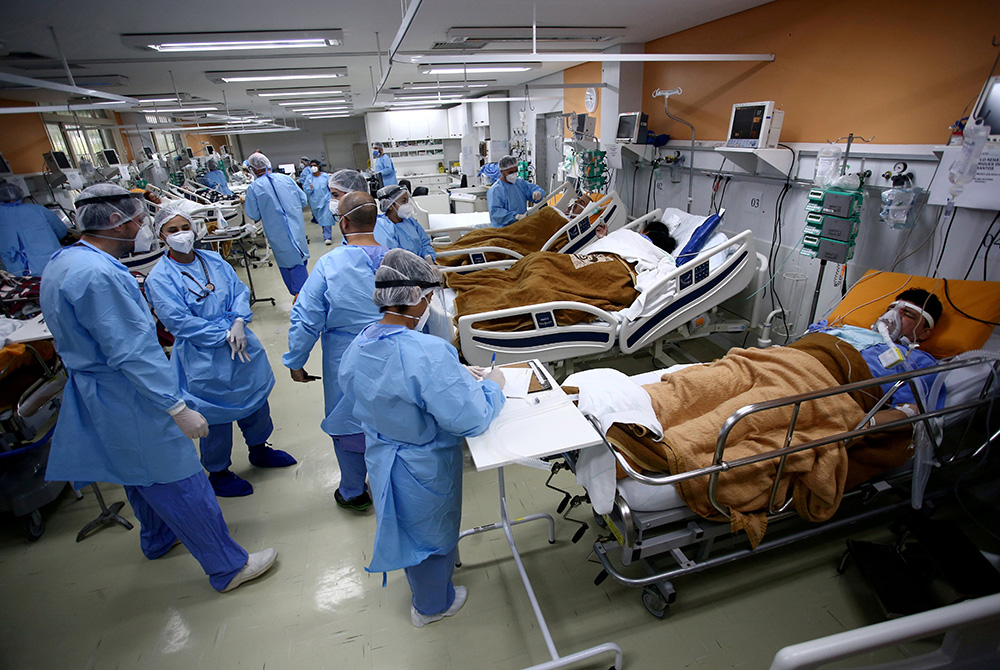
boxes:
[897,305,932,342]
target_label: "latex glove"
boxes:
[532,191,543,202]
[515,213,525,221]
[226,318,249,363]
[484,368,506,390]
[465,365,488,381]
[290,368,321,383]
[168,403,209,439]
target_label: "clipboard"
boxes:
[498,360,552,393]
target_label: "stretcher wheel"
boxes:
[24,510,44,542]
[641,586,670,619]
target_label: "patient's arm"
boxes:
[867,404,917,432]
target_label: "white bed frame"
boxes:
[454,229,760,368]
[433,191,635,274]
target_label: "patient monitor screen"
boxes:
[617,115,637,141]
[973,76,1000,136]
[729,105,766,141]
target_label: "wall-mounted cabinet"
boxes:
[366,109,453,143]
[447,106,467,138]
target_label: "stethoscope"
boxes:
[175,251,215,300]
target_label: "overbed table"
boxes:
[463,360,623,670]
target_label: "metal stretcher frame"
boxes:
[583,353,1000,617]
[455,229,759,367]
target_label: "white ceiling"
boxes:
[0,0,772,124]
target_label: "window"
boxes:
[41,110,126,167]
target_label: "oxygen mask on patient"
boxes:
[871,308,903,344]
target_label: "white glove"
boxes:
[168,402,210,439]
[515,213,525,221]
[226,318,250,363]
[532,191,543,202]
[465,365,488,381]
[484,368,506,390]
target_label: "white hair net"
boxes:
[329,169,368,195]
[74,183,146,231]
[300,156,310,163]
[498,155,518,171]
[154,203,195,236]
[247,152,271,170]
[0,181,24,203]
[373,142,384,151]
[376,184,408,213]
[373,249,442,308]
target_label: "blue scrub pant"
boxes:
[200,400,274,472]
[279,261,309,295]
[332,433,367,499]
[124,472,249,591]
[321,225,332,241]
[404,545,458,616]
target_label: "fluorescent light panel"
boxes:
[401,82,491,91]
[304,114,350,119]
[122,30,343,52]
[417,64,540,75]
[445,26,626,45]
[206,68,347,84]
[144,106,218,113]
[393,93,463,101]
[249,87,349,97]
[277,98,347,106]
[297,108,351,114]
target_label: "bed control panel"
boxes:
[694,261,710,283]
[679,261,711,291]
[568,224,580,239]
[534,311,556,329]
[469,252,486,264]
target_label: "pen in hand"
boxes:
[490,352,496,372]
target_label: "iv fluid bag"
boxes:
[948,118,991,191]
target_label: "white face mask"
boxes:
[396,203,414,219]
[329,199,339,216]
[415,297,431,331]
[132,224,156,254]
[505,172,518,184]
[165,230,196,254]
[311,166,320,174]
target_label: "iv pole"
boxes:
[652,88,694,212]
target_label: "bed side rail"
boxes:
[457,301,619,366]
[604,354,1000,519]
[530,180,575,216]
[618,230,756,354]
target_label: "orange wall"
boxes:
[563,62,603,139]
[642,0,1000,143]
[0,100,52,173]
[183,131,229,156]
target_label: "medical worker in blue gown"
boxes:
[302,159,335,246]
[201,159,233,196]
[374,185,436,261]
[326,169,369,231]
[243,152,310,295]
[39,184,275,592]
[0,182,68,276]
[283,191,388,511]
[372,142,397,187]
[486,154,546,227]
[145,204,296,498]
[339,249,506,627]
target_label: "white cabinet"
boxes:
[388,114,410,142]
[407,110,431,140]
[366,112,391,144]
[447,105,466,138]
[471,100,490,127]
[427,111,449,139]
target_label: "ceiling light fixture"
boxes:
[206,68,347,84]
[144,106,218,113]
[417,64,540,75]
[250,87,349,97]
[392,93,463,101]
[414,52,776,65]
[295,106,351,112]
[402,82,491,91]
[122,30,343,52]
[302,114,351,119]
[277,98,348,106]
[445,26,626,45]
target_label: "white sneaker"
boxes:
[410,586,468,627]
[221,548,277,593]
[324,239,333,245]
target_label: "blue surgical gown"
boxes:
[0,202,68,276]
[39,242,202,486]
[283,244,388,436]
[374,213,436,260]
[144,250,275,425]
[244,171,310,269]
[374,153,398,186]
[339,323,505,572]
[302,171,335,229]
[202,169,233,196]
[487,178,545,227]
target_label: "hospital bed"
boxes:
[546,272,1000,617]
[416,180,580,245]
[428,219,762,371]
[433,191,636,273]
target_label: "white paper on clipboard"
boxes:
[501,367,533,398]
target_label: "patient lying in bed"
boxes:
[435,193,609,267]
[445,224,678,331]
[589,289,945,546]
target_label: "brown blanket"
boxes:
[606,334,912,547]
[446,250,638,332]
[435,207,570,267]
